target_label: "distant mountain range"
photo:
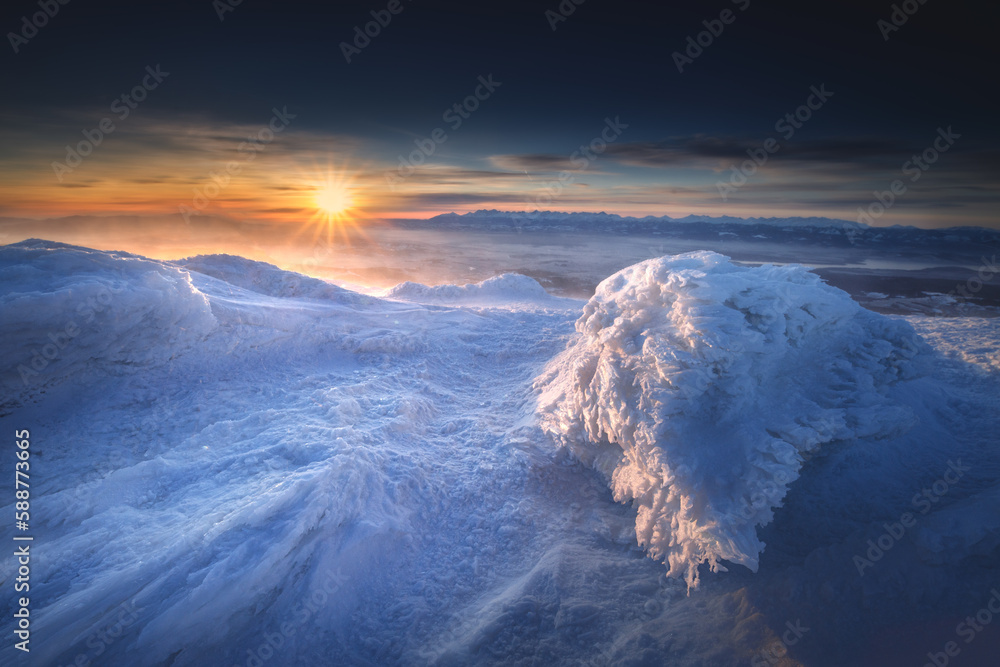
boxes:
[402,210,1000,258]
[432,209,871,229]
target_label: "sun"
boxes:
[314,181,353,216]
[294,162,370,248]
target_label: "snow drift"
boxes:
[1,240,217,410]
[535,251,930,589]
[176,254,371,305]
[386,272,563,308]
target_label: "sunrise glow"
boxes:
[314,181,353,217]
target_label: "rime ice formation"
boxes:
[535,252,929,588]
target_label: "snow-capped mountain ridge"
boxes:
[443,209,872,230]
[407,211,1000,261]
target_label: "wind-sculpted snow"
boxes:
[1,240,217,409]
[2,241,997,666]
[386,272,567,308]
[535,251,931,589]
[177,254,371,305]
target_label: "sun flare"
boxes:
[307,166,360,228]
[294,162,371,248]
[314,181,353,216]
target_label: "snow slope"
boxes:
[1,241,998,667]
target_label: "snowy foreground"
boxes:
[2,240,999,666]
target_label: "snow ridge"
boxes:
[447,208,870,230]
[176,254,369,305]
[535,251,930,589]
[1,240,217,409]
[386,273,566,307]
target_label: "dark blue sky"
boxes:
[2,0,998,227]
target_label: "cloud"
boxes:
[369,164,537,187]
[2,105,998,230]
[488,153,578,173]
[376,192,532,211]
[490,135,1000,175]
